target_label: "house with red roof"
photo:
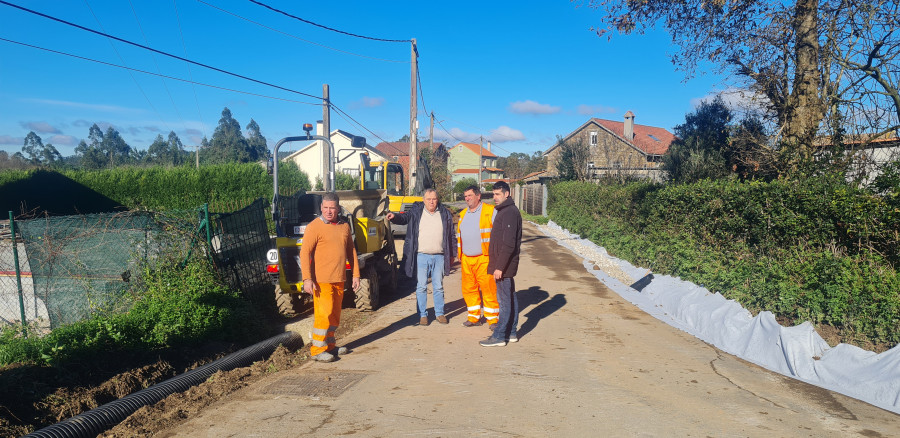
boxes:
[373,141,447,186]
[543,111,675,181]
[448,141,506,183]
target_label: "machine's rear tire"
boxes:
[354,266,380,311]
[275,284,304,317]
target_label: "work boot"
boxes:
[330,346,350,355]
[462,320,482,327]
[479,336,507,347]
[312,351,336,362]
[418,316,429,326]
[436,315,448,324]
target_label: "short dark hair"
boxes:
[464,185,480,195]
[492,181,510,194]
[322,191,340,204]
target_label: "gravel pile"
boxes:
[534,221,636,286]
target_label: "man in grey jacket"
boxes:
[480,181,522,347]
[387,188,457,326]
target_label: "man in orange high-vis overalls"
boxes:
[456,185,499,329]
[301,192,360,363]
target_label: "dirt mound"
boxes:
[0,342,239,437]
[102,345,305,438]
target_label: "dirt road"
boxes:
[155,222,898,437]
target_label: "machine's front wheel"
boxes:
[354,266,380,311]
[275,284,305,317]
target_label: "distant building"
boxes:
[282,121,386,183]
[543,111,675,181]
[374,141,447,186]
[448,141,505,183]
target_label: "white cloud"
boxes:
[509,100,561,115]
[577,104,617,115]
[20,121,61,134]
[435,125,526,145]
[350,96,385,109]
[47,135,78,146]
[489,126,526,143]
[0,135,24,146]
[691,88,769,115]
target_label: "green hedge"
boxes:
[548,179,900,348]
[0,162,310,213]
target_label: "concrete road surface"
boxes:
[163,222,899,437]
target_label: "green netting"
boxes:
[2,199,278,331]
[14,211,196,329]
[209,198,272,304]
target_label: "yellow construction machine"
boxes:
[358,152,433,235]
[265,125,397,317]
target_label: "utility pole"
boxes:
[409,38,418,195]
[478,136,483,189]
[323,84,331,191]
[429,112,434,154]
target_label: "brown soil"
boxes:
[0,341,239,437]
[102,306,371,437]
[0,306,373,438]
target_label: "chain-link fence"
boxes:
[1,198,282,332]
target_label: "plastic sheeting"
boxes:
[541,221,900,415]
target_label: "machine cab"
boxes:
[362,160,405,196]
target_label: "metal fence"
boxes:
[1,198,280,333]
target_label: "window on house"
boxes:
[590,131,598,146]
[647,134,660,142]
[587,162,595,168]
[613,161,622,168]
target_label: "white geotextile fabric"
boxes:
[539,220,900,414]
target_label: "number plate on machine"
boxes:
[266,249,279,263]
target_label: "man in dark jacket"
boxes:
[387,188,457,326]
[480,181,522,347]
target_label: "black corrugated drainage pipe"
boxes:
[25,331,303,438]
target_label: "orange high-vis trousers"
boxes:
[460,254,498,324]
[310,282,344,356]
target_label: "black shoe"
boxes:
[479,336,507,347]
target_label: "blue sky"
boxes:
[0,0,726,158]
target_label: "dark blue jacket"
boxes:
[389,202,457,278]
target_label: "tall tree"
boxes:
[662,97,734,183]
[587,0,900,168]
[554,137,591,181]
[21,131,62,166]
[147,134,169,164]
[245,119,268,162]
[208,107,250,163]
[167,131,185,165]
[101,127,131,167]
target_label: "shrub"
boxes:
[0,258,266,366]
[548,179,900,348]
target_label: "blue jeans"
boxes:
[492,277,518,340]
[415,253,445,318]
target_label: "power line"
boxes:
[247,0,410,43]
[80,0,172,135]
[329,104,407,156]
[0,0,323,100]
[0,37,321,106]
[127,0,188,135]
[174,0,208,140]
[198,0,407,63]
